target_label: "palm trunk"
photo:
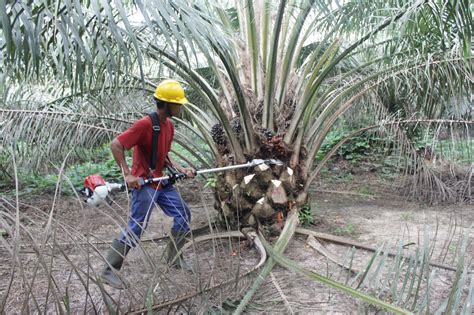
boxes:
[213,151,308,229]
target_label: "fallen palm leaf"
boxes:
[306,235,363,274]
[260,233,413,315]
[234,208,299,314]
[296,228,465,273]
[270,272,294,315]
[128,230,266,314]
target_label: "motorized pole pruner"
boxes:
[80,159,282,206]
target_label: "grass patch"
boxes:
[357,186,374,196]
[334,223,356,236]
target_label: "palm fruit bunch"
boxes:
[271,135,287,156]
[211,123,227,146]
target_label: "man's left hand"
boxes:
[182,167,196,179]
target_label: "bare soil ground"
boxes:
[0,174,472,313]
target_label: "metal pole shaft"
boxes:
[145,161,255,184]
[195,162,253,175]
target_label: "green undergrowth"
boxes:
[317,127,472,185]
[3,146,129,196]
[298,203,314,227]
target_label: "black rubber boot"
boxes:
[164,230,193,272]
[100,239,131,289]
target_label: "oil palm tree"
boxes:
[1,0,472,313]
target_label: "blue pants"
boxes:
[119,183,191,247]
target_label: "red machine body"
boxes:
[84,174,106,192]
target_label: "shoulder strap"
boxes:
[148,112,161,171]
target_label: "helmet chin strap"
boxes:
[166,103,172,117]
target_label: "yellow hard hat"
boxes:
[154,79,188,105]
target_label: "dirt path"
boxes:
[0,178,472,313]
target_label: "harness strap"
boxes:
[148,112,160,171]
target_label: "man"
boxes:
[101,79,196,289]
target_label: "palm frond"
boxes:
[261,233,412,314]
[262,0,286,132]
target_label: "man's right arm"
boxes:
[110,138,140,189]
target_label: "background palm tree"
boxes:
[0,0,472,313]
